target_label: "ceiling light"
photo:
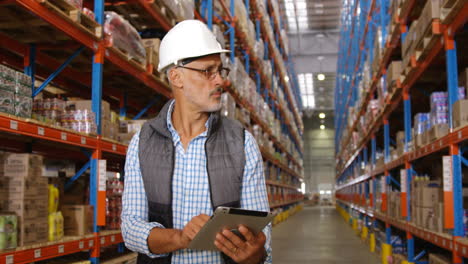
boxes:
[319,87,325,92]
[319,113,326,119]
[314,3,324,8]
[284,76,290,82]
[316,33,325,38]
[317,56,324,61]
[320,125,325,130]
[315,9,324,14]
[317,73,325,81]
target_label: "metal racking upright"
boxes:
[0,0,304,263]
[334,0,468,263]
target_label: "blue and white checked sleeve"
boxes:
[121,131,168,258]
[241,130,273,264]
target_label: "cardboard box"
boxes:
[402,20,419,58]
[453,99,468,128]
[66,100,111,121]
[119,119,147,134]
[62,205,93,236]
[0,198,48,219]
[429,253,451,264]
[396,130,405,150]
[415,133,424,148]
[2,153,43,178]
[393,253,406,264]
[0,176,48,199]
[19,219,48,246]
[417,0,441,43]
[386,61,402,91]
[429,123,448,141]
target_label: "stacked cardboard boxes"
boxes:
[0,153,48,246]
[428,253,451,264]
[411,178,443,232]
[62,205,93,236]
[388,190,402,220]
[118,119,147,144]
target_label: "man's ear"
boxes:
[168,68,183,89]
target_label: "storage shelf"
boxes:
[260,147,302,179]
[224,85,302,172]
[266,180,299,190]
[336,125,468,188]
[337,3,468,176]
[270,198,303,209]
[337,1,468,175]
[0,231,122,264]
[0,113,127,155]
[337,199,468,257]
[250,0,302,133]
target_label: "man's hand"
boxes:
[178,214,211,248]
[214,225,267,264]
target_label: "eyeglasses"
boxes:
[176,65,230,80]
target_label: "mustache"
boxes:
[210,87,223,95]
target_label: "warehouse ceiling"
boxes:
[282,0,341,116]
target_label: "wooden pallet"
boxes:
[414,20,442,62]
[109,46,146,72]
[36,0,102,38]
[79,12,102,38]
[35,0,80,22]
[441,0,468,24]
[401,53,417,83]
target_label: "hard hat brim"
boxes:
[158,48,231,72]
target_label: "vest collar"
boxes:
[149,99,222,138]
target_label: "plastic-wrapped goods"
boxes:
[414,113,430,134]
[162,0,194,21]
[246,19,256,48]
[0,214,17,250]
[0,90,15,115]
[82,7,95,20]
[66,0,82,10]
[15,72,32,96]
[14,95,32,118]
[254,39,265,60]
[430,92,448,126]
[0,65,16,92]
[234,0,248,33]
[213,24,226,48]
[104,12,146,64]
[460,87,467,100]
[61,110,97,134]
[220,92,236,120]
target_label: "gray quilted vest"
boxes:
[137,100,245,264]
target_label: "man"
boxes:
[121,20,272,264]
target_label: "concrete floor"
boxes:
[272,206,380,263]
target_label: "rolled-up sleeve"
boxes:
[241,130,272,264]
[121,131,168,258]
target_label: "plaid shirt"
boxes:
[121,101,272,263]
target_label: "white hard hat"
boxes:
[158,20,231,72]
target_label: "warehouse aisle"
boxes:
[272,206,380,264]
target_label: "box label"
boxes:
[443,156,452,191]
[6,255,13,264]
[10,120,18,130]
[58,245,64,253]
[81,137,86,145]
[89,240,94,247]
[98,160,107,191]
[61,132,67,141]
[401,169,407,193]
[34,249,41,258]
[79,241,84,249]
[37,127,44,136]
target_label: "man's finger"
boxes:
[222,229,246,248]
[214,240,236,260]
[238,225,255,242]
[215,232,239,253]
